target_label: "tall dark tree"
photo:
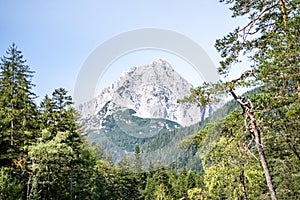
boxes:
[39,95,55,133]
[40,88,77,134]
[134,144,142,173]
[0,44,37,166]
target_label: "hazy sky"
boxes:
[0,1,246,103]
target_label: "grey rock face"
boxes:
[77,59,201,128]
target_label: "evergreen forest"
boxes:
[0,0,299,199]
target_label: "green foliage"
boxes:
[3,1,299,197]
[0,43,209,200]
[193,111,268,199]
[134,144,143,173]
[0,167,24,200]
[88,96,242,172]
[179,0,300,199]
[27,130,74,199]
[0,44,37,166]
[39,88,80,136]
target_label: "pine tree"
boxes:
[134,144,143,173]
[0,44,37,166]
[39,95,55,133]
[40,88,77,134]
[144,177,155,200]
[39,88,83,158]
[180,1,299,199]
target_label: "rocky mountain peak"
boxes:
[77,59,201,128]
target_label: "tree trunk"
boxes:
[230,91,277,200]
[47,164,50,198]
[26,175,31,200]
[248,110,277,200]
[239,161,247,200]
[240,170,247,200]
[10,119,14,146]
[237,144,248,200]
[70,161,73,200]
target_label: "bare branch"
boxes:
[238,5,276,33]
[231,70,254,83]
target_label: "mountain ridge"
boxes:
[77,59,202,129]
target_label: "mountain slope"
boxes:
[77,59,208,163]
[87,108,181,161]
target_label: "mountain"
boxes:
[77,59,201,130]
[76,59,244,167]
[76,59,204,162]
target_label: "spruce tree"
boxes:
[0,44,37,166]
[134,144,142,173]
[40,88,76,134]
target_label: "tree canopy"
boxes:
[180,0,299,199]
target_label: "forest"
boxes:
[0,0,299,199]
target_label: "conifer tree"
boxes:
[39,95,55,133]
[0,44,37,166]
[180,1,299,199]
[134,144,143,173]
[39,88,83,158]
[36,88,93,199]
[40,88,77,134]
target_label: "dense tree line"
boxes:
[88,97,241,171]
[0,44,205,200]
[0,44,95,199]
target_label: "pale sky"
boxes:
[0,1,246,103]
